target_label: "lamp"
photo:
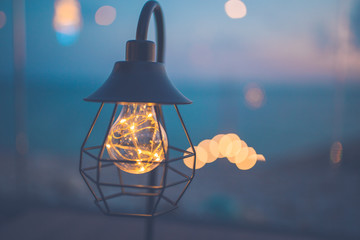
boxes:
[79,1,196,218]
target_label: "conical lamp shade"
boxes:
[85,61,191,105]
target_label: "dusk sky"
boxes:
[0,0,360,83]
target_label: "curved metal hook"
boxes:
[136,1,165,63]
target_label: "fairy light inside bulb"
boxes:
[106,103,168,174]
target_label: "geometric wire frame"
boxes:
[79,103,196,218]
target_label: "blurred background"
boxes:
[1,0,360,239]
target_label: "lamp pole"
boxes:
[136,3,165,240]
[12,0,28,198]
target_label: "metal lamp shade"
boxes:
[84,61,191,105]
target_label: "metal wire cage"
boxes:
[79,1,196,218]
[80,104,196,218]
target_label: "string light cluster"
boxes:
[106,104,168,174]
[184,133,265,170]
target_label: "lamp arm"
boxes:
[135,1,167,129]
[136,1,165,63]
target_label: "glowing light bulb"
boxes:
[106,103,168,174]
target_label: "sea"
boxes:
[1,79,360,159]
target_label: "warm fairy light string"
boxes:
[184,133,265,171]
[106,105,263,173]
[106,104,168,174]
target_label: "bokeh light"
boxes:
[219,134,232,157]
[330,141,343,164]
[212,134,225,158]
[225,0,247,19]
[183,146,207,169]
[198,139,219,163]
[53,0,82,46]
[236,147,257,170]
[218,133,242,158]
[0,11,6,29]
[95,6,116,26]
[257,154,266,162]
[228,140,249,163]
[244,83,265,109]
[226,133,242,157]
[184,133,264,171]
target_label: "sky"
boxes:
[0,0,360,84]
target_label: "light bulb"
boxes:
[106,103,168,174]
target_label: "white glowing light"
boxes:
[95,6,117,26]
[225,133,242,158]
[236,147,257,170]
[212,134,225,158]
[228,140,249,164]
[198,139,219,163]
[183,147,206,169]
[257,154,266,162]
[193,133,265,170]
[218,133,242,158]
[0,11,6,29]
[225,0,247,19]
[219,135,232,157]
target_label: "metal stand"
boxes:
[12,0,28,199]
[136,3,165,238]
[145,170,157,240]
